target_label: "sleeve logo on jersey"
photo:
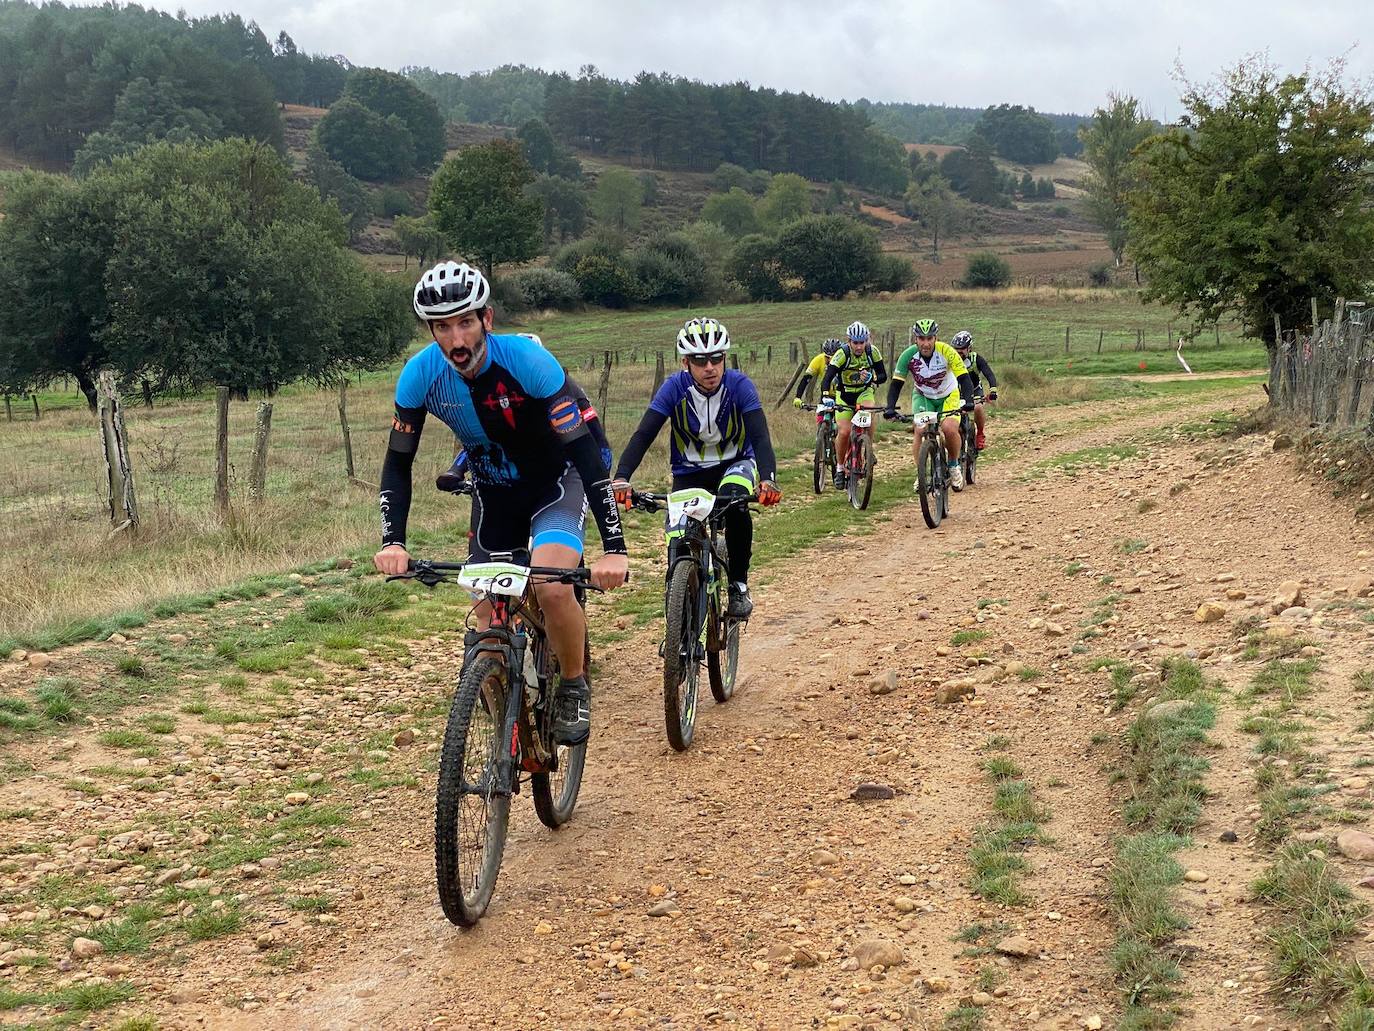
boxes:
[549,398,583,434]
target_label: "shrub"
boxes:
[1053,204,1071,218]
[374,186,413,218]
[508,267,582,310]
[869,253,917,293]
[572,254,639,308]
[773,215,880,298]
[636,232,708,305]
[488,275,528,314]
[550,234,622,274]
[961,252,1012,289]
[1089,263,1113,287]
[729,234,787,301]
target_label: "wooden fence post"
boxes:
[789,341,798,364]
[652,352,666,396]
[1311,297,1320,330]
[730,353,739,370]
[766,345,773,364]
[213,386,231,516]
[96,370,139,532]
[597,350,612,414]
[1097,329,1104,355]
[249,401,273,501]
[1064,326,1070,356]
[3,396,10,421]
[774,363,807,408]
[338,380,355,481]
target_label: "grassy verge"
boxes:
[967,742,1051,907]
[1109,659,1215,1029]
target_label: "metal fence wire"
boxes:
[1270,300,1374,434]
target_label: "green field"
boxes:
[0,290,1269,643]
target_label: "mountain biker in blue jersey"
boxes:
[374,261,628,746]
[610,317,782,619]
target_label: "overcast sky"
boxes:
[117,0,1373,118]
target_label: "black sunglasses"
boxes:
[687,354,726,366]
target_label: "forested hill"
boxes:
[0,0,348,165]
[857,99,1088,156]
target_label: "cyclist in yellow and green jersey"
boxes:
[818,321,887,488]
[884,318,976,491]
[792,338,844,405]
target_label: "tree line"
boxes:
[858,98,1086,158]
[409,65,910,195]
[0,1,351,166]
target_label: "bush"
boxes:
[774,215,880,298]
[488,274,528,314]
[629,249,691,306]
[550,234,623,274]
[1088,263,1113,287]
[961,252,1012,289]
[572,254,638,308]
[869,253,917,293]
[1053,205,1071,218]
[637,232,708,305]
[729,234,787,301]
[508,267,582,310]
[374,186,413,218]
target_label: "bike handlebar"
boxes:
[627,490,758,514]
[386,558,602,590]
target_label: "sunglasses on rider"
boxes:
[687,354,726,367]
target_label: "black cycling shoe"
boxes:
[727,582,754,619]
[552,677,590,746]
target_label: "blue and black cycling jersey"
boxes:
[614,369,777,483]
[379,334,624,553]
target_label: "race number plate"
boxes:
[852,410,872,428]
[913,411,938,428]
[666,488,716,524]
[456,562,531,597]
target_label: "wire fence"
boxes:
[1269,300,1374,433]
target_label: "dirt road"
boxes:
[4,381,1373,1031]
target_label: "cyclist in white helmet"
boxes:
[375,260,629,746]
[612,317,782,618]
[818,320,887,488]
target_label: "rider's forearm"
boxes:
[885,378,904,411]
[978,355,997,388]
[871,358,888,387]
[794,373,813,399]
[743,409,777,483]
[612,409,668,482]
[379,446,415,548]
[566,433,627,555]
[957,372,976,399]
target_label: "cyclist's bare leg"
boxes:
[940,416,962,463]
[974,402,986,435]
[531,541,585,680]
[835,418,852,467]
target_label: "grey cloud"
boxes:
[105,0,1374,117]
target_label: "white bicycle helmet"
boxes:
[413,261,490,320]
[846,320,870,343]
[676,317,731,356]
[951,330,974,350]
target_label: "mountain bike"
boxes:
[801,402,838,494]
[387,551,599,927]
[630,488,756,751]
[959,406,978,488]
[841,404,886,511]
[912,408,954,529]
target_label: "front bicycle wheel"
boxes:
[663,560,703,751]
[434,654,511,926]
[531,629,589,830]
[850,433,875,510]
[812,425,827,494]
[917,436,943,529]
